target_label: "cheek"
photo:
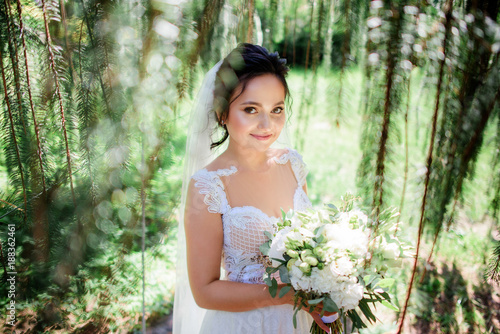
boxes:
[227,110,253,133]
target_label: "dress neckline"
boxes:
[201,147,302,220]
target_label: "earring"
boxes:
[221,119,225,125]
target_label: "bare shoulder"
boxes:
[272,147,289,159]
[203,154,232,172]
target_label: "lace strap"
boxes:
[190,167,236,215]
[275,148,309,187]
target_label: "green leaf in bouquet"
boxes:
[313,225,325,236]
[363,274,378,287]
[281,208,287,221]
[347,309,368,329]
[375,278,395,289]
[323,296,339,313]
[375,289,391,301]
[325,203,339,213]
[358,299,376,323]
[266,266,279,274]
[278,285,291,298]
[271,257,287,265]
[313,234,325,244]
[279,265,291,283]
[293,308,299,328]
[269,278,278,298]
[259,241,271,255]
[306,297,325,305]
[381,300,399,311]
[264,276,272,287]
[264,231,274,239]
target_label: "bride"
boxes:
[173,43,337,334]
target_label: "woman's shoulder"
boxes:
[273,146,305,164]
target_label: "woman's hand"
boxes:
[308,303,338,333]
[278,286,338,333]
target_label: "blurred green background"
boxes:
[0,0,499,333]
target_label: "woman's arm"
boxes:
[184,178,293,312]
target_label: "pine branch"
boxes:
[78,0,111,116]
[3,0,28,137]
[40,0,76,207]
[372,2,404,232]
[397,1,454,331]
[16,0,47,195]
[0,50,27,221]
[488,239,500,282]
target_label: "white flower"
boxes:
[324,223,369,256]
[268,227,291,267]
[340,282,364,310]
[289,259,313,291]
[332,256,355,276]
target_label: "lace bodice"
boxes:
[191,147,313,284]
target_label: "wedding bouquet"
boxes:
[260,194,409,334]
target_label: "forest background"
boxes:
[0,0,499,333]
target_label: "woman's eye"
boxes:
[244,107,257,114]
[272,107,284,114]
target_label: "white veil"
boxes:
[173,55,293,334]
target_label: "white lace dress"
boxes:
[190,147,315,334]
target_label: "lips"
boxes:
[251,134,272,140]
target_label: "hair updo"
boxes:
[210,43,290,150]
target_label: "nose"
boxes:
[258,113,271,130]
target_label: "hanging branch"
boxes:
[40,0,77,207]
[397,2,421,234]
[396,1,454,332]
[0,51,27,221]
[59,0,76,84]
[3,0,28,136]
[79,0,111,116]
[312,0,324,73]
[396,72,411,234]
[246,0,254,43]
[16,0,47,195]
[371,2,403,234]
[177,0,225,99]
[335,0,350,125]
[295,0,315,152]
[292,0,298,66]
[322,0,334,70]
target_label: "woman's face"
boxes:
[224,74,286,151]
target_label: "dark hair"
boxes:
[210,43,290,150]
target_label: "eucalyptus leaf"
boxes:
[375,278,395,289]
[323,296,339,313]
[381,300,399,311]
[264,276,272,287]
[269,278,278,298]
[279,265,291,283]
[266,266,279,274]
[278,285,291,298]
[259,242,270,255]
[306,297,325,305]
[264,231,274,239]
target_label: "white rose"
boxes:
[341,282,364,310]
[268,228,291,267]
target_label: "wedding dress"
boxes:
[189,146,314,334]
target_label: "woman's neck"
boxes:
[223,140,274,173]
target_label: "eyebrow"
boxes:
[240,101,285,107]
